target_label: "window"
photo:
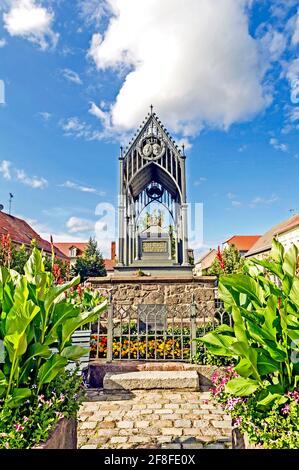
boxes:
[70,247,77,257]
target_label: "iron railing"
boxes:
[88,293,231,362]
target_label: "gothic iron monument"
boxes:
[115,107,192,277]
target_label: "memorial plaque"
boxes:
[138,305,167,332]
[142,240,167,253]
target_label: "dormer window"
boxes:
[70,247,77,257]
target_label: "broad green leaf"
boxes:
[4,332,27,362]
[282,245,298,277]
[61,300,107,349]
[271,238,284,264]
[262,295,278,340]
[45,302,80,345]
[225,377,259,396]
[61,345,89,360]
[44,275,80,312]
[6,388,31,408]
[197,332,237,357]
[220,275,265,307]
[257,349,279,376]
[230,341,260,381]
[0,370,7,397]
[24,248,44,283]
[234,358,253,378]
[289,277,299,307]
[257,392,285,407]
[250,257,284,280]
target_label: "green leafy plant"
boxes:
[0,367,84,449]
[199,239,299,448]
[0,247,108,408]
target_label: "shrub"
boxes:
[199,239,299,448]
[0,248,107,448]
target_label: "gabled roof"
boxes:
[196,249,217,264]
[246,214,299,257]
[224,235,261,252]
[54,242,88,257]
[0,211,67,259]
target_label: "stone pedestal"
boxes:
[89,275,217,308]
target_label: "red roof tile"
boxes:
[104,259,115,272]
[224,235,261,251]
[0,212,67,260]
[54,242,88,257]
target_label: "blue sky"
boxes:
[0,0,298,258]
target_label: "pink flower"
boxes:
[59,394,65,402]
[15,424,25,431]
[23,416,29,422]
[38,394,45,402]
[282,404,290,416]
[55,412,64,420]
[233,416,242,427]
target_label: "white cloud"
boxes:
[0,160,12,180]
[0,38,7,47]
[269,137,288,152]
[258,27,287,63]
[16,169,48,188]
[61,68,82,85]
[66,216,95,234]
[77,0,106,27]
[249,194,279,208]
[88,0,268,137]
[0,159,47,187]
[62,180,105,196]
[194,177,207,187]
[38,111,51,121]
[3,0,58,50]
[291,8,299,46]
[231,200,242,208]
[59,116,104,141]
[24,217,86,244]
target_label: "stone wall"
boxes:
[89,275,217,309]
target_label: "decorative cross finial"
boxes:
[150,104,153,115]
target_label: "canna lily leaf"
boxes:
[220,275,265,307]
[37,354,68,391]
[225,377,259,396]
[44,276,80,312]
[61,345,89,360]
[6,388,32,408]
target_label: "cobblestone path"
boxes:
[78,389,232,449]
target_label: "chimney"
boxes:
[111,241,116,260]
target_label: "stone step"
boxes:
[103,370,199,391]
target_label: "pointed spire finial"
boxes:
[182,144,185,156]
[150,104,153,115]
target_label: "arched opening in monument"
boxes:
[116,110,191,274]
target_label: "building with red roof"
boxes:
[222,235,261,255]
[0,210,67,260]
[246,214,299,259]
[54,241,116,273]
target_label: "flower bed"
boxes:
[0,247,107,449]
[199,239,299,449]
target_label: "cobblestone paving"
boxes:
[78,389,232,449]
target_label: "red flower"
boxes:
[216,245,225,270]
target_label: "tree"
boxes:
[71,237,106,281]
[207,244,244,276]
